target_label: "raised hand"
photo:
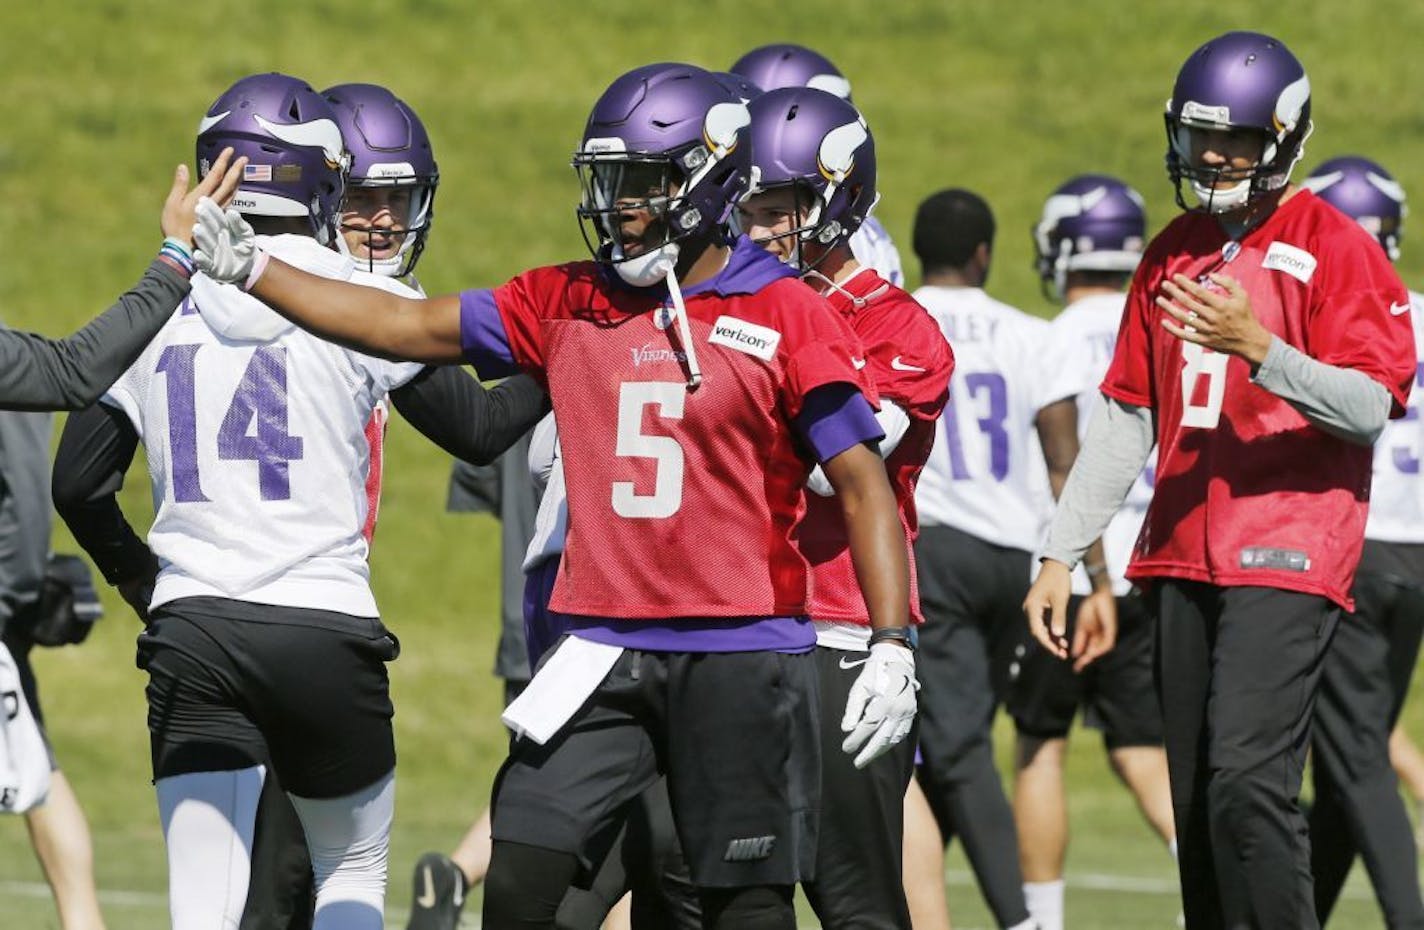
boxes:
[192,198,259,286]
[160,147,247,249]
[1158,272,1273,366]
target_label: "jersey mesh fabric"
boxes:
[490,262,875,619]
[1102,190,1415,607]
[796,269,952,624]
[103,238,423,616]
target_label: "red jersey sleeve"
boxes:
[1306,220,1415,417]
[1101,232,1172,408]
[860,290,953,422]
[489,267,559,372]
[770,280,878,419]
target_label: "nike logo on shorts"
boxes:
[890,356,926,372]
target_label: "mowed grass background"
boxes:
[2,1,1424,926]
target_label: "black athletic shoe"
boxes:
[406,851,467,930]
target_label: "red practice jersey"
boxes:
[794,269,953,625]
[489,252,876,620]
[1102,190,1415,607]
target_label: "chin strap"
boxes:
[804,268,889,310]
[665,271,702,389]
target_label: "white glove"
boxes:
[193,196,259,285]
[840,641,919,769]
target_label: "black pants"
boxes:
[1310,541,1424,929]
[1153,580,1338,930]
[803,646,917,929]
[913,525,1029,928]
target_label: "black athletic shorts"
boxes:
[138,596,399,798]
[1007,590,1163,749]
[491,644,820,889]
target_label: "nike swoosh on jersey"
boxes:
[197,110,231,135]
[851,357,868,370]
[838,656,870,669]
[1391,301,1411,316]
[416,866,437,908]
[890,356,926,372]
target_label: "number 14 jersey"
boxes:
[1102,190,1415,608]
[102,235,423,617]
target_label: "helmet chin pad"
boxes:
[614,242,680,287]
[1191,178,1253,213]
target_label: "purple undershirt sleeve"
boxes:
[458,289,521,380]
[794,383,885,464]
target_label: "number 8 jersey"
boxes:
[1102,190,1416,608]
[102,235,423,617]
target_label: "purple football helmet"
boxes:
[323,83,440,277]
[574,62,752,286]
[730,44,852,100]
[196,73,349,245]
[1303,156,1406,262]
[712,71,764,104]
[742,87,876,269]
[1034,174,1147,299]
[1164,31,1313,214]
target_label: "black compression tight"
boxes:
[483,840,582,929]
[698,885,796,930]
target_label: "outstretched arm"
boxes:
[0,151,246,411]
[194,198,465,364]
[391,368,550,465]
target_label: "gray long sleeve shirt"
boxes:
[0,261,188,412]
[0,408,52,635]
[1043,338,1390,568]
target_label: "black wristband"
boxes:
[868,626,918,651]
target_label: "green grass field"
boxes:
[2,0,1424,926]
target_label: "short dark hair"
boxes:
[913,188,995,272]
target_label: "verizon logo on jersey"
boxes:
[709,316,782,361]
[724,834,777,862]
[1262,242,1317,284]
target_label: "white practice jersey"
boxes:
[1038,292,1157,596]
[849,216,904,287]
[102,235,423,616]
[914,286,1055,551]
[522,412,567,572]
[1365,290,1424,543]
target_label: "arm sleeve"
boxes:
[0,261,188,412]
[390,366,550,467]
[445,460,500,514]
[792,383,886,464]
[1250,336,1392,445]
[806,401,910,496]
[51,403,152,585]
[1041,396,1155,568]
[0,412,53,619]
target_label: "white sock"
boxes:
[1023,879,1065,930]
[289,771,395,930]
[157,765,265,930]
[1007,918,1042,930]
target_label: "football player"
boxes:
[728,43,905,287]
[190,62,918,930]
[910,188,1069,930]
[1024,32,1415,928]
[50,73,544,930]
[1009,175,1176,930]
[1299,155,1424,928]
[738,86,953,929]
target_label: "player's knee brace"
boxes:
[699,884,796,930]
[288,771,394,930]
[484,840,582,926]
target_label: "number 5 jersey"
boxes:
[101,235,424,617]
[1102,190,1416,607]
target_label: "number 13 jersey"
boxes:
[102,235,423,617]
[1102,190,1415,607]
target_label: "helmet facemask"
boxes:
[1164,93,1313,215]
